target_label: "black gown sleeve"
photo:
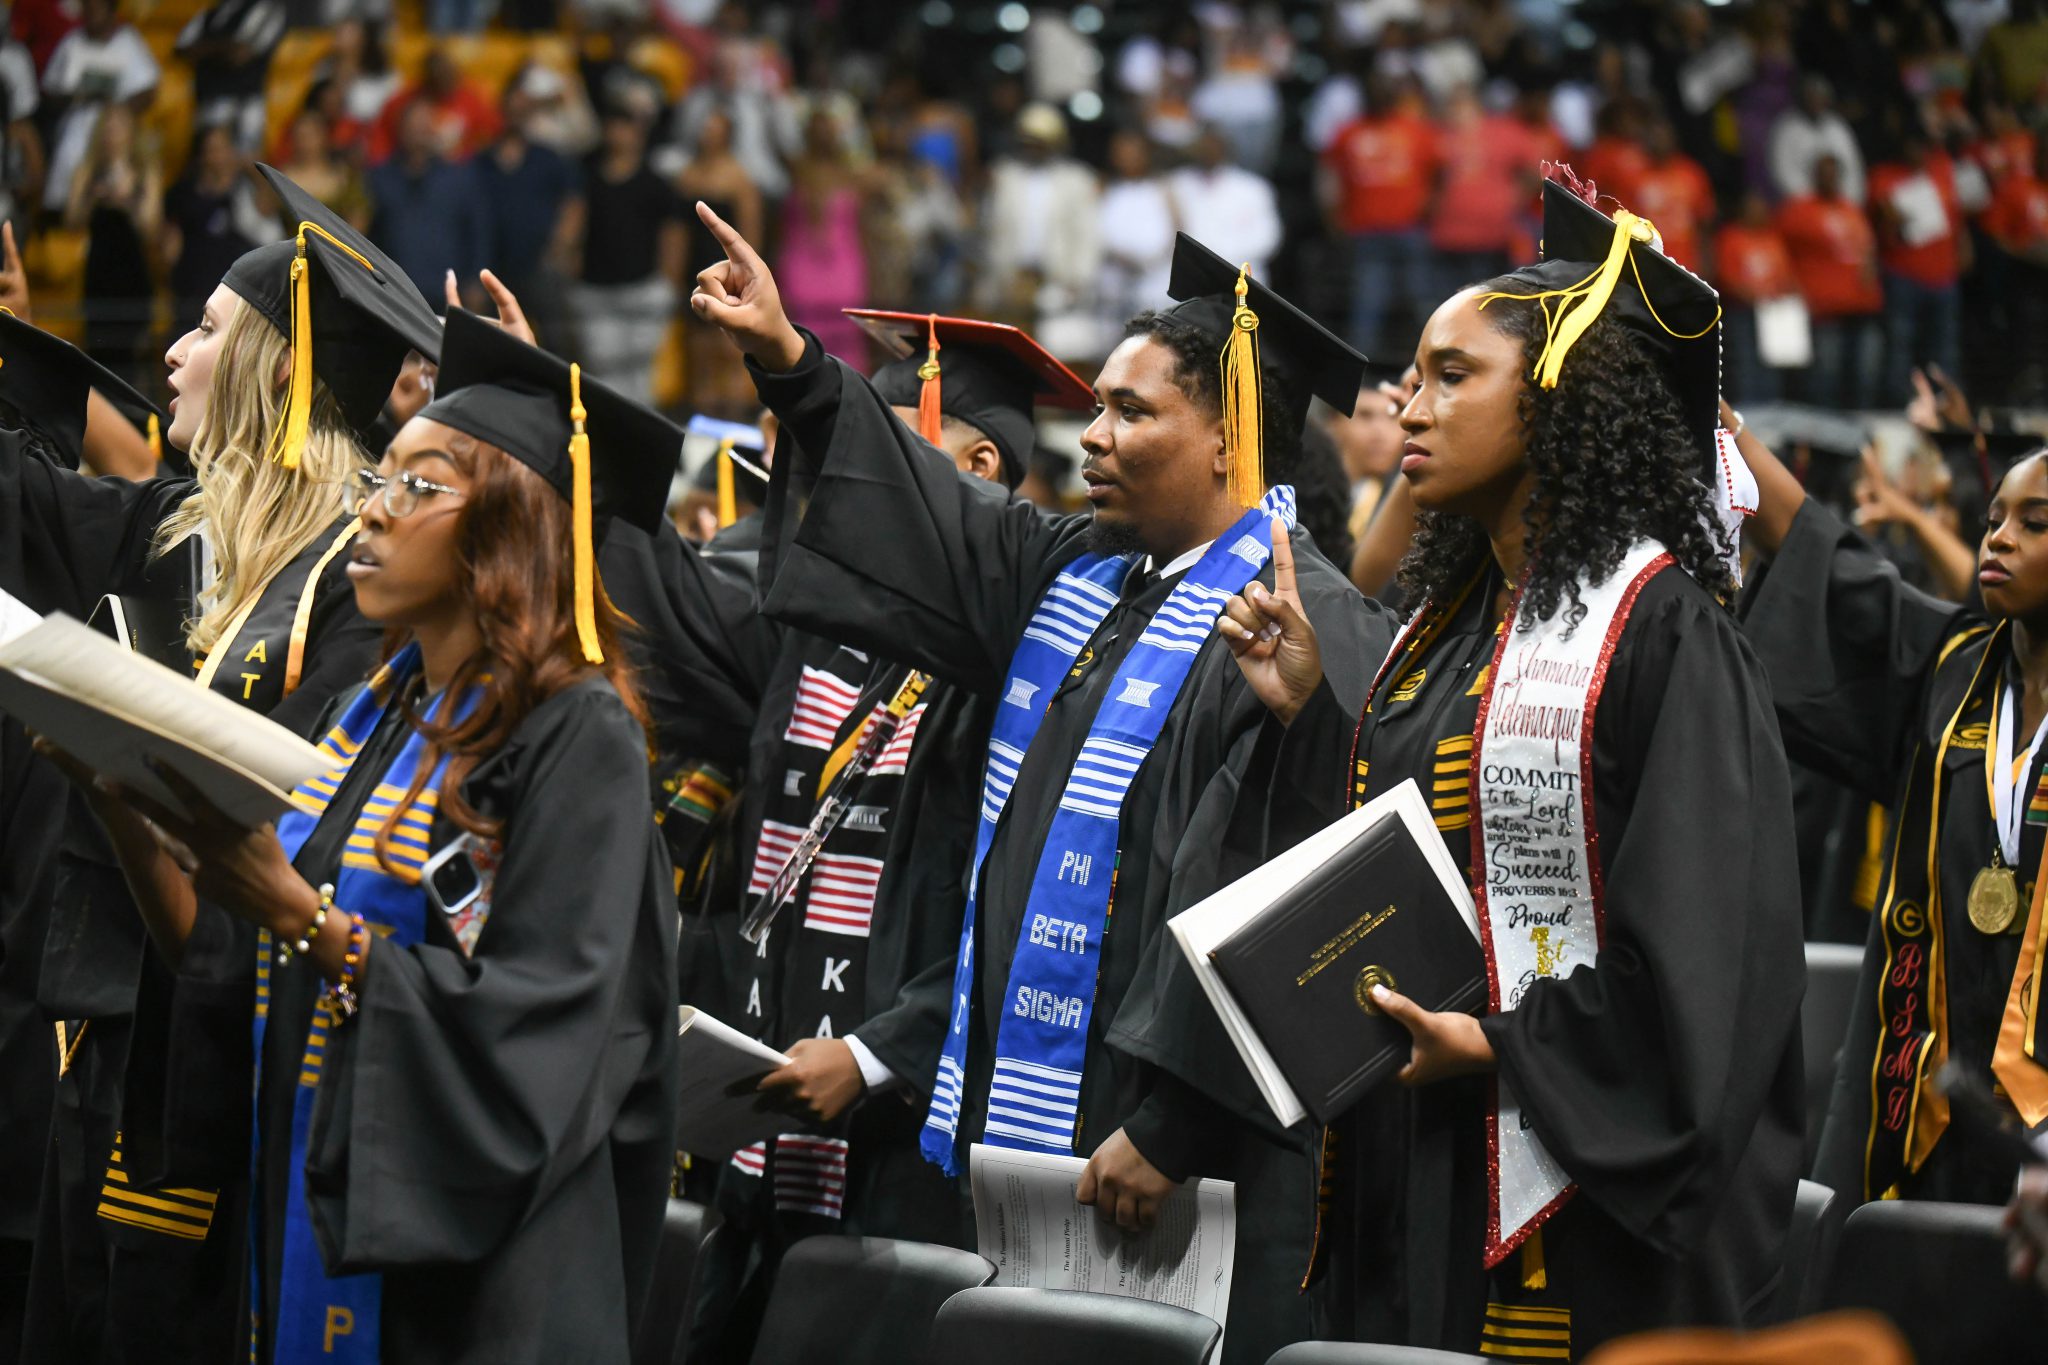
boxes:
[5,438,193,614]
[303,681,678,1268]
[1479,589,1806,1258]
[1740,497,1968,803]
[749,331,1089,695]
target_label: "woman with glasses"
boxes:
[45,309,682,1364]
[9,165,442,1364]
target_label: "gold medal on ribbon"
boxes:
[1970,863,2021,935]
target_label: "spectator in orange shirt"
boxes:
[1629,119,1715,271]
[1578,97,1651,204]
[1870,128,1968,396]
[1715,191,1799,402]
[1982,139,2048,399]
[1776,152,1884,407]
[1319,73,1438,355]
[1426,84,1545,302]
[375,47,501,164]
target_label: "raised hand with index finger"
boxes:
[688,200,805,372]
[1213,519,1325,725]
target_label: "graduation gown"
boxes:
[242,675,679,1363]
[1252,559,1803,1358]
[748,334,1398,1364]
[5,451,378,1364]
[1745,500,2047,1206]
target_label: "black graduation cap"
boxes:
[221,163,443,464]
[1163,233,1369,509]
[848,309,1095,488]
[421,309,683,661]
[0,309,165,470]
[1479,173,1723,475]
[685,414,769,526]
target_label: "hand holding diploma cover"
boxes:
[1168,778,1483,1128]
[0,587,329,828]
[970,1144,1236,1344]
[673,1006,817,1157]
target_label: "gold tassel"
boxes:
[262,223,377,471]
[715,437,737,527]
[1521,1228,1547,1291]
[1220,264,1262,511]
[568,363,602,664]
[146,412,161,464]
[916,313,943,445]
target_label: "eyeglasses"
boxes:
[353,467,463,520]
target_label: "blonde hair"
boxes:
[154,295,367,655]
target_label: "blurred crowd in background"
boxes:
[0,0,2045,516]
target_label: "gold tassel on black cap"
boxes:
[916,313,943,445]
[146,413,161,464]
[1220,265,1262,511]
[265,222,375,471]
[715,436,737,528]
[567,363,602,664]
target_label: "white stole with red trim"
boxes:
[1472,539,1670,1264]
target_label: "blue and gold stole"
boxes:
[252,643,472,1363]
[919,487,1296,1174]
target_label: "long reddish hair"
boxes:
[372,431,649,870]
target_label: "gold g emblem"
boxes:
[1891,900,1926,936]
[1354,965,1398,1014]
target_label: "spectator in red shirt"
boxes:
[1869,129,1968,397]
[1715,191,1800,401]
[1776,152,1885,408]
[1578,97,1651,204]
[375,46,501,164]
[1983,139,2048,399]
[1628,119,1716,271]
[1319,73,1438,355]
[1426,84,1545,302]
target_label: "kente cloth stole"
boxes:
[1469,540,1669,1265]
[1863,620,1999,1199]
[251,644,473,1364]
[919,486,1297,1175]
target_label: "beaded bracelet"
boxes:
[324,911,370,1022]
[275,885,334,965]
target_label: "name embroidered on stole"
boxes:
[1470,540,1669,1264]
[919,487,1296,1174]
[254,645,471,1364]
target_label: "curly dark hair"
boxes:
[1124,309,1308,485]
[1395,285,1735,631]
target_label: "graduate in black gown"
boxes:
[14,164,441,1364]
[689,204,1395,1363]
[1212,176,1805,1359]
[682,311,1098,1363]
[0,321,164,1361]
[1735,403,2048,1211]
[40,309,682,1364]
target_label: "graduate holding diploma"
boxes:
[1212,171,1804,1357]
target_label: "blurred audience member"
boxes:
[1770,75,1866,204]
[162,122,273,327]
[1715,190,1801,403]
[1630,119,1715,270]
[1426,84,1541,300]
[476,69,584,345]
[275,105,369,224]
[979,102,1100,351]
[1777,152,1885,408]
[1324,376,1406,547]
[1871,127,1967,396]
[671,14,790,199]
[176,0,287,151]
[368,96,485,296]
[40,0,158,210]
[1578,96,1650,203]
[778,106,871,362]
[378,46,500,163]
[571,91,684,403]
[314,18,400,158]
[1190,22,1285,175]
[866,118,967,316]
[679,106,762,414]
[509,60,598,157]
[1097,128,1175,336]
[1322,73,1437,356]
[0,21,43,233]
[65,104,157,387]
[1982,138,2048,400]
[1168,126,1282,284]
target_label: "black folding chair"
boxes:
[632,1199,721,1365]
[1802,942,1863,1166]
[1820,1198,2048,1363]
[928,1286,1220,1365]
[1765,1179,1845,1325]
[746,1236,995,1365]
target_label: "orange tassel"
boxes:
[916,313,943,445]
